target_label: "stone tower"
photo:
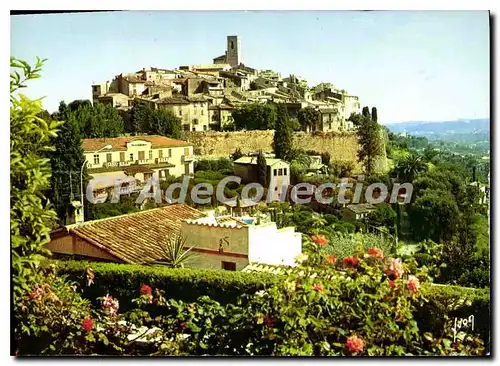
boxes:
[226,35,239,67]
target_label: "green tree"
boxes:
[393,154,428,183]
[48,115,86,224]
[274,104,294,160]
[257,150,267,187]
[371,107,378,123]
[130,100,152,135]
[232,103,277,130]
[149,108,182,138]
[366,203,397,234]
[11,56,62,299]
[349,108,383,176]
[409,190,460,242]
[66,103,125,138]
[297,106,320,131]
[68,99,92,112]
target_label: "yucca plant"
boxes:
[156,233,198,268]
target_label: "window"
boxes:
[201,109,204,116]
[192,127,196,131]
[203,125,207,131]
[149,150,153,160]
[278,168,283,176]
[106,153,112,163]
[129,153,134,161]
[168,149,172,157]
[120,152,125,162]
[159,149,163,159]
[93,154,100,165]
[184,148,190,156]
[283,168,287,176]
[179,109,183,116]
[222,261,236,271]
[273,169,277,176]
[138,151,145,160]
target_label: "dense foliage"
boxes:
[232,103,277,130]
[128,101,182,138]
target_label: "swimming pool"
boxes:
[241,217,256,225]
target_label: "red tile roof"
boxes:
[81,135,192,152]
[67,204,206,264]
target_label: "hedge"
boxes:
[416,284,490,352]
[48,259,490,350]
[47,260,276,312]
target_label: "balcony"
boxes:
[181,155,195,163]
[155,157,171,164]
[136,159,151,165]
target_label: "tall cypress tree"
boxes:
[349,106,383,176]
[274,104,293,161]
[48,116,86,224]
[257,150,268,187]
[371,107,378,123]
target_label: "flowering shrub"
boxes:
[18,251,488,356]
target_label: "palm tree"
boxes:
[155,233,197,268]
[293,153,313,170]
[394,154,428,183]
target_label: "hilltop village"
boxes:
[12,24,490,356]
[92,35,361,133]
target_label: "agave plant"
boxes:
[157,233,197,268]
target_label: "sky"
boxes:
[10,10,490,123]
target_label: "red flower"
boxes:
[140,284,152,296]
[326,255,337,264]
[312,283,324,292]
[311,234,328,247]
[368,247,384,260]
[264,315,276,327]
[388,280,396,288]
[342,256,359,268]
[82,318,94,332]
[407,275,420,294]
[385,258,404,280]
[346,335,364,353]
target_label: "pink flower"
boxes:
[407,275,420,294]
[28,286,44,301]
[343,256,359,268]
[346,335,364,353]
[82,318,94,332]
[140,284,152,296]
[385,258,404,280]
[368,247,384,260]
[311,234,328,247]
[326,255,337,264]
[312,283,324,292]
[102,294,119,317]
[388,280,396,288]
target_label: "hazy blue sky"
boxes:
[11,10,489,123]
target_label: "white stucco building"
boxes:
[182,212,302,271]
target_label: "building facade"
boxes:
[83,135,195,184]
[233,157,291,200]
[156,96,210,132]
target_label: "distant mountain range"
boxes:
[383,119,490,142]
